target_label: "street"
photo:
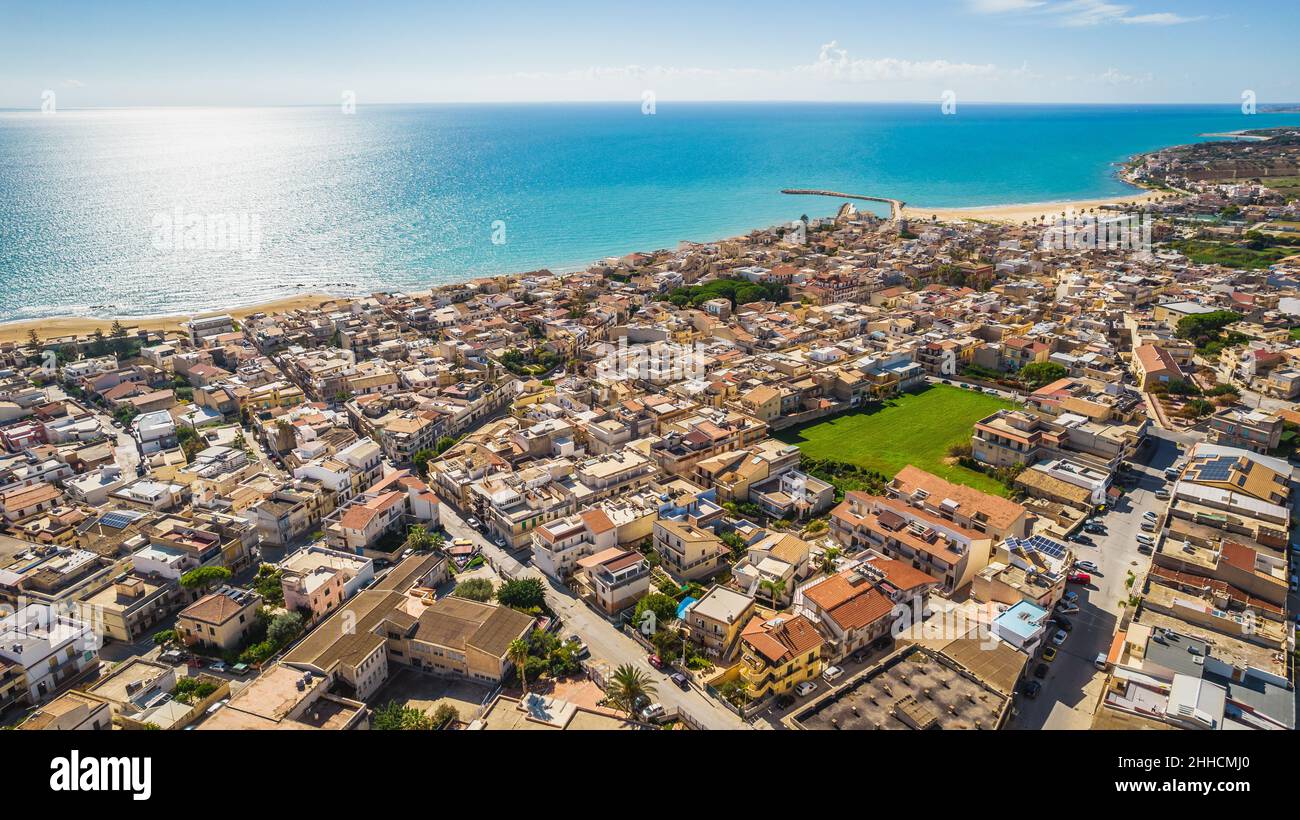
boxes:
[436,502,750,729]
[1011,433,1181,729]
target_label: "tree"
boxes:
[759,577,786,610]
[373,701,435,730]
[404,525,437,553]
[607,664,657,718]
[453,578,495,602]
[180,565,231,593]
[152,629,177,646]
[1018,361,1068,389]
[431,703,459,729]
[434,436,458,456]
[507,638,531,694]
[411,449,435,477]
[253,564,285,606]
[818,546,842,575]
[495,578,546,610]
[267,612,304,647]
[634,593,678,633]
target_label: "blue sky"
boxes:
[0,0,1296,106]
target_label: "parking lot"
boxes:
[1010,435,1178,729]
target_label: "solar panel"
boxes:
[99,510,145,529]
[1027,534,1067,559]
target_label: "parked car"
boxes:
[1154,490,1171,500]
[1136,533,1155,544]
[648,654,664,670]
[795,680,819,696]
[1069,534,1094,546]
[822,665,844,683]
[1137,544,1153,555]
[1094,652,1109,670]
[670,672,690,691]
[1073,560,1099,574]
[1143,510,1159,521]
[1083,524,1106,535]
[466,517,481,529]
[1061,590,1079,606]
[209,661,227,673]
[1033,663,1049,679]
[1067,572,1090,585]
[639,703,666,723]
[1291,575,1299,593]
[1020,680,1042,699]
[1051,629,1068,646]
[1054,602,1079,615]
[1042,647,1058,662]
[1141,521,1157,532]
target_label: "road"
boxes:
[1011,434,1184,729]
[437,503,750,730]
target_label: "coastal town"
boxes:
[3,129,1300,734]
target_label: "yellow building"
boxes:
[736,612,824,699]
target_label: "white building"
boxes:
[0,603,101,705]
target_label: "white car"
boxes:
[639,703,666,722]
[795,681,819,697]
[822,665,843,683]
[1074,560,1099,574]
[1142,511,1159,521]
[1136,534,1155,544]
[1051,629,1068,646]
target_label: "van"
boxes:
[1094,652,1109,670]
[1154,489,1171,500]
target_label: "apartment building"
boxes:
[653,518,727,582]
[576,547,651,615]
[531,509,617,580]
[681,585,756,661]
[797,554,940,661]
[1206,407,1284,454]
[734,612,824,701]
[0,603,100,706]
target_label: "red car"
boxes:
[1067,572,1091,585]
[648,654,664,669]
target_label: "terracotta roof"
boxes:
[180,591,256,625]
[740,613,824,664]
[892,465,1026,532]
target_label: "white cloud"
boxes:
[967,0,1204,26]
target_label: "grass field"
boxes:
[775,384,1015,496]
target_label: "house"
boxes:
[733,612,824,701]
[652,518,727,581]
[531,509,618,580]
[17,690,112,730]
[681,586,756,661]
[1132,344,1185,390]
[176,587,263,652]
[576,547,650,615]
[797,554,940,661]
[0,603,100,706]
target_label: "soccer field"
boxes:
[774,384,1016,496]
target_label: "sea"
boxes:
[1,102,1296,321]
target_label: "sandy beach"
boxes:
[903,190,1167,225]
[0,293,346,346]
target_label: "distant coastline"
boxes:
[3,103,1292,332]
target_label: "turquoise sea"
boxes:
[0,102,1296,320]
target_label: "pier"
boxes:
[781,189,907,221]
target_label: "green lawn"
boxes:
[775,384,1015,496]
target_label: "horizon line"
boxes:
[3,99,1300,113]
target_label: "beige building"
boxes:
[176,588,263,652]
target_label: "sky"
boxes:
[0,0,1296,107]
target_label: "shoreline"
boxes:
[901,190,1165,225]
[1,185,1173,343]
[0,293,345,346]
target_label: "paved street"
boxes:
[437,503,750,729]
[1011,434,1187,729]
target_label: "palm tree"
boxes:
[759,578,786,610]
[507,639,531,695]
[819,546,842,575]
[607,663,657,718]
